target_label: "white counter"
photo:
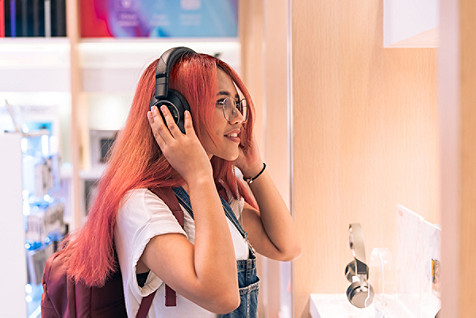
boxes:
[310,293,439,318]
[310,294,375,318]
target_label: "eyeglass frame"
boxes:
[216,97,249,123]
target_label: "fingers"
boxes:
[148,106,173,145]
[183,111,196,135]
[147,109,165,148]
[159,105,183,138]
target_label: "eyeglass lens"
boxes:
[223,97,248,122]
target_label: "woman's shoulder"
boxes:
[118,188,171,219]
[115,187,188,244]
[122,187,148,199]
[120,188,148,209]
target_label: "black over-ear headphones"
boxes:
[149,47,197,133]
[344,223,374,308]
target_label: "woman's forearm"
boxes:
[187,177,238,288]
[247,170,302,260]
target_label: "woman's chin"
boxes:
[217,151,240,162]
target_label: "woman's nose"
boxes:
[230,108,245,125]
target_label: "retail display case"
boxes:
[0,129,66,318]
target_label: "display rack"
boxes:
[0,131,66,318]
[1,2,242,317]
[0,133,27,318]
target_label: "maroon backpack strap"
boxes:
[136,290,157,318]
[150,187,184,227]
[148,187,184,307]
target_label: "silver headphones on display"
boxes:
[345,223,374,308]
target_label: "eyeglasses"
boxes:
[216,97,248,123]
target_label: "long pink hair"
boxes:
[60,52,257,286]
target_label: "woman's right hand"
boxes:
[147,105,213,184]
[144,105,240,313]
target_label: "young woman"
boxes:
[61,49,301,317]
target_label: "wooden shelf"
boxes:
[78,38,240,93]
[0,38,71,92]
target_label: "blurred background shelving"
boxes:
[0,1,245,317]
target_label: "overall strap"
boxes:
[148,187,185,308]
[172,187,246,237]
[172,187,255,257]
[218,194,257,258]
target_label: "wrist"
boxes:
[243,162,266,184]
[240,162,265,179]
[185,171,214,189]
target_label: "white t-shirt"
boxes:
[114,188,249,318]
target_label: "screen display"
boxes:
[80,0,238,38]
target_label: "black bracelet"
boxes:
[243,163,266,184]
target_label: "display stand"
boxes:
[0,132,66,318]
[0,133,28,318]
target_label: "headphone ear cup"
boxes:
[346,281,374,308]
[345,261,356,282]
[167,89,191,134]
[151,89,191,134]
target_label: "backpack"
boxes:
[41,187,185,317]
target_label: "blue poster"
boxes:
[81,0,238,38]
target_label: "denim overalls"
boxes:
[173,187,260,318]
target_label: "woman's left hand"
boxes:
[235,135,302,262]
[234,136,264,180]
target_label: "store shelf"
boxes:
[383,0,439,48]
[0,38,71,92]
[78,38,240,93]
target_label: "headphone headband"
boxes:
[348,223,368,275]
[345,223,374,308]
[154,47,197,100]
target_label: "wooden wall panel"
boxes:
[291,1,439,316]
[240,0,265,152]
[262,1,291,317]
[66,0,82,230]
[438,0,460,315]
[439,0,476,315]
[240,1,292,316]
[459,0,476,312]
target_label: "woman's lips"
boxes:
[225,131,240,143]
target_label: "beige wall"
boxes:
[240,0,265,151]
[292,1,439,317]
[240,0,292,316]
[261,1,292,317]
[440,0,476,316]
[66,0,82,229]
[459,0,476,312]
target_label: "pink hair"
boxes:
[60,53,257,286]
